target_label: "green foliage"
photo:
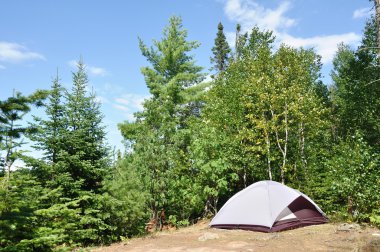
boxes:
[104,157,149,237]
[199,26,328,197]
[0,169,42,251]
[327,15,380,224]
[332,17,380,148]
[0,90,48,183]
[29,74,65,166]
[323,134,380,224]
[0,59,130,251]
[62,60,110,192]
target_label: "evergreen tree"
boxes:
[119,16,205,228]
[0,90,48,185]
[0,169,45,251]
[28,73,66,182]
[20,60,114,249]
[103,156,149,237]
[52,59,113,244]
[0,90,49,251]
[62,59,109,193]
[211,22,231,73]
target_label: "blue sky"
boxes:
[0,0,374,155]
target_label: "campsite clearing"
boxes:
[92,220,380,252]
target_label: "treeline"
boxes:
[1,13,380,252]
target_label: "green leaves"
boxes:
[332,17,380,148]
[325,15,380,224]
[202,27,329,187]
[323,134,380,223]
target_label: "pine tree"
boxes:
[119,16,205,228]
[211,22,231,73]
[0,90,48,186]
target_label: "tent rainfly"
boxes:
[210,180,328,232]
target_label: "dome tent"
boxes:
[210,180,328,232]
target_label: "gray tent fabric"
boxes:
[209,180,328,232]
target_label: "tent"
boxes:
[210,180,328,232]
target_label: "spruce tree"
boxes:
[62,59,109,193]
[211,22,231,73]
[26,60,112,248]
[28,74,66,182]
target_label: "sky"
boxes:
[0,0,374,156]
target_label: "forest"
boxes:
[1,6,380,252]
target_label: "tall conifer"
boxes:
[211,22,231,73]
[62,59,109,193]
[119,16,205,228]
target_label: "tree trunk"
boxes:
[243,167,247,188]
[235,24,241,61]
[204,195,219,216]
[271,103,288,185]
[376,0,380,59]
[263,126,272,181]
[299,122,307,171]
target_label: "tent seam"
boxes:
[267,181,274,230]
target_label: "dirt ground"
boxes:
[92,221,380,252]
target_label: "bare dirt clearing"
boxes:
[92,221,380,252]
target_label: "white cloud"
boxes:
[113,104,130,112]
[68,60,108,76]
[281,33,361,64]
[112,104,135,121]
[225,31,236,49]
[0,42,45,63]
[116,93,149,111]
[224,0,295,33]
[353,7,372,19]
[68,60,77,68]
[223,0,361,64]
[113,93,150,120]
[115,97,130,106]
[95,95,109,104]
[88,66,107,76]
[102,82,125,94]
